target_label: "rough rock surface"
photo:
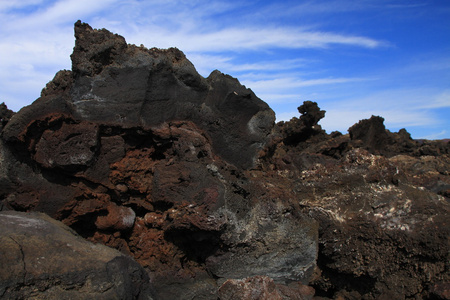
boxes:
[0,211,153,299]
[0,103,14,131]
[1,22,449,299]
[262,102,450,299]
[218,276,315,300]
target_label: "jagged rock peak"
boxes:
[0,102,14,131]
[71,21,191,77]
[71,20,127,77]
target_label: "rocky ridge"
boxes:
[0,22,449,299]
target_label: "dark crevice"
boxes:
[40,167,101,190]
[91,47,115,74]
[70,212,104,239]
[122,132,155,149]
[152,200,174,212]
[320,142,349,159]
[231,183,250,198]
[197,150,207,159]
[312,243,377,298]
[10,237,26,283]
[7,199,32,212]
[113,127,174,160]
[124,202,150,218]
[164,228,223,264]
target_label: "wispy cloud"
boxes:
[125,26,383,54]
[187,55,311,78]
[314,88,449,135]
[1,0,118,29]
[241,76,371,107]
[420,130,448,140]
[245,76,368,90]
[0,0,45,11]
[417,91,450,109]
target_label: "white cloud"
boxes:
[242,77,368,93]
[125,27,383,54]
[0,0,44,10]
[418,91,450,109]
[254,93,304,104]
[419,130,448,140]
[314,88,449,135]
[0,31,73,67]
[2,0,119,30]
[187,54,311,77]
[225,59,310,73]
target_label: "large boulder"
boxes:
[0,211,153,299]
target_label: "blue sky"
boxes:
[1,0,449,139]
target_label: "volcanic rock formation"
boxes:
[0,21,449,299]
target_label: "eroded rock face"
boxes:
[34,121,99,170]
[0,211,153,299]
[0,21,449,300]
[3,21,274,170]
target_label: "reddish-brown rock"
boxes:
[95,203,136,231]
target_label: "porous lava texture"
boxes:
[0,21,449,299]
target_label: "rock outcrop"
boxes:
[4,21,274,170]
[263,103,450,299]
[0,22,449,299]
